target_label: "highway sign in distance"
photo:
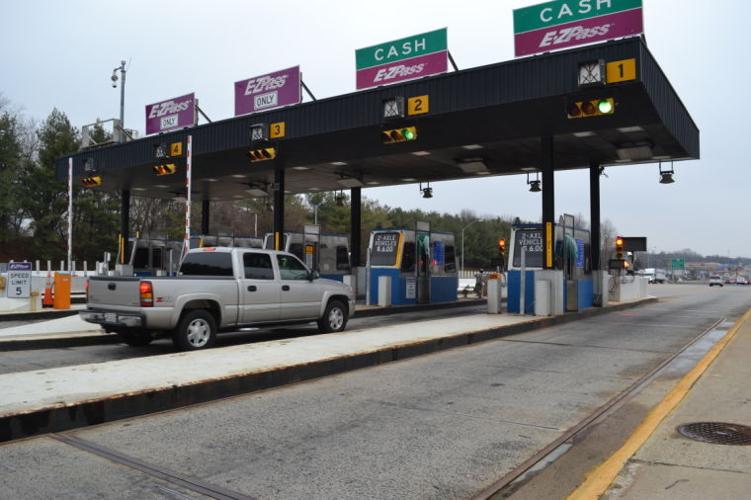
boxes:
[672,258,685,270]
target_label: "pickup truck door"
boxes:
[240,252,281,323]
[276,254,324,320]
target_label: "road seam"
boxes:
[52,433,255,500]
[566,307,751,500]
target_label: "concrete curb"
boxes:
[0,309,79,323]
[0,297,656,443]
[0,333,119,351]
[0,300,488,351]
[354,298,487,318]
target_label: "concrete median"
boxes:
[0,297,656,443]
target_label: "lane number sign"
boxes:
[607,58,636,84]
[407,95,429,116]
[6,262,32,298]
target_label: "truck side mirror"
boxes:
[308,270,320,281]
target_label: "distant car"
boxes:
[709,276,724,287]
[737,276,749,286]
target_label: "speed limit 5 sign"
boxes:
[6,262,32,298]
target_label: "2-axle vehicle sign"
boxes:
[513,0,644,57]
[6,262,31,298]
[355,28,448,90]
[145,93,197,135]
[234,66,301,116]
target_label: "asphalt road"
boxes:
[0,303,487,375]
[1,284,750,499]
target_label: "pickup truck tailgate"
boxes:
[88,277,142,307]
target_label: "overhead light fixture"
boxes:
[153,184,169,188]
[526,172,541,193]
[476,171,491,176]
[204,178,218,182]
[292,166,310,171]
[401,177,417,182]
[573,131,596,138]
[337,176,364,188]
[411,151,431,156]
[520,167,538,172]
[366,181,380,185]
[618,125,645,133]
[659,161,675,184]
[457,158,488,174]
[335,190,346,206]
[231,174,247,179]
[132,187,147,192]
[330,161,347,166]
[653,155,671,160]
[616,143,654,161]
[419,182,433,199]
[245,188,268,197]
[309,187,320,191]
[462,144,483,150]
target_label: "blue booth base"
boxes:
[368,269,458,306]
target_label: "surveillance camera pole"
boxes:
[113,60,126,142]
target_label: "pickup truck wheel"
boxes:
[119,331,153,347]
[174,310,217,351]
[318,300,348,333]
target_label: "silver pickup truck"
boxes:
[81,247,356,350]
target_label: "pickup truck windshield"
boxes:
[179,252,234,276]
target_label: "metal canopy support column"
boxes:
[201,199,210,235]
[350,187,361,268]
[590,163,603,307]
[273,163,285,251]
[589,163,601,272]
[541,137,555,270]
[120,189,130,246]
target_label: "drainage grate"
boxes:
[676,422,751,445]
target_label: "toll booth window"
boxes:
[289,243,304,260]
[431,241,445,274]
[133,248,149,269]
[152,248,163,270]
[444,245,457,273]
[371,232,400,266]
[179,252,234,277]
[243,253,274,280]
[277,255,309,280]
[401,242,416,273]
[336,246,350,271]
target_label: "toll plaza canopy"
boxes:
[56,37,698,198]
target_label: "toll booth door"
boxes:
[416,231,430,304]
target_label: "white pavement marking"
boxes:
[0,313,535,418]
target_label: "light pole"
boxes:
[111,60,127,142]
[461,219,481,272]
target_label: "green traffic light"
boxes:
[402,128,416,141]
[597,99,614,114]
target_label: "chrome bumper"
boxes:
[79,310,143,328]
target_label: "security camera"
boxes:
[111,72,118,88]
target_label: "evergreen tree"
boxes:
[18,108,78,260]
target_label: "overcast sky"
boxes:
[1,0,748,257]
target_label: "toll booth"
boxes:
[263,231,351,281]
[507,223,594,315]
[367,228,458,306]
